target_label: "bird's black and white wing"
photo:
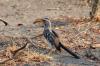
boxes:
[43,30,61,51]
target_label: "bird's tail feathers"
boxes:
[59,42,80,59]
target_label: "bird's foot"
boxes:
[44,49,57,56]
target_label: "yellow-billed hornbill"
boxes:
[34,18,80,59]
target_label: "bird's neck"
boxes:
[44,21,52,32]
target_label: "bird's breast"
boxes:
[43,30,54,44]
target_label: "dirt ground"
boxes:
[0,18,99,66]
[0,0,100,66]
[0,0,92,26]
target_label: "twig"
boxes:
[0,42,28,64]
[0,58,12,64]
[0,19,8,26]
[11,42,28,57]
[85,50,100,62]
[85,33,100,62]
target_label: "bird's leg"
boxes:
[43,48,52,55]
[44,48,60,56]
[47,48,56,55]
[43,47,53,54]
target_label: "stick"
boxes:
[0,19,8,26]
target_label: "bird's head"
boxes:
[33,18,50,27]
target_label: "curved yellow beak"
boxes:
[33,18,45,27]
[33,19,45,24]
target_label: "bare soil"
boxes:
[0,0,100,66]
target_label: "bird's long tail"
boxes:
[59,42,80,59]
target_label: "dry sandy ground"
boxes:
[0,0,91,26]
[0,0,100,66]
[0,18,100,66]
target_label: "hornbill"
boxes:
[34,18,80,59]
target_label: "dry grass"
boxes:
[0,17,100,66]
[0,45,53,66]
